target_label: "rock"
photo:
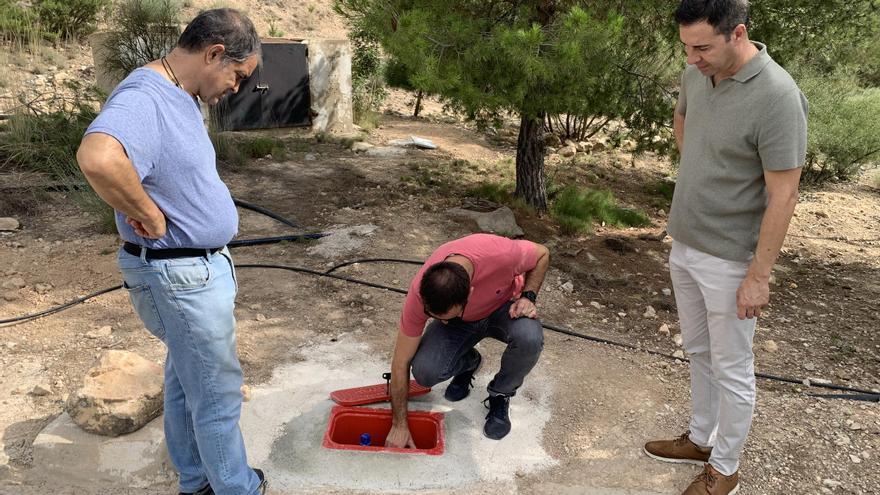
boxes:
[672,350,685,359]
[544,134,562,147]
[673,333,683,347]
[85,326,113,339]
[560,281,574,293]
[30,384,53,396]
[661,288,672,296]
[255,314,267,321]
[0,217,20,231]
[761,340,779,353]
[241,385,251,402]
[804,363,817,372]
[658,324,670,336]
[559,145,577,158]
[2,292,19,301]
[350,141,374,153]
[590,301,603,310]
[5,341,17,350]
[822,479,842,488]
[304,153,318,161]
[849,422,863,431]
[34,283,53,294]
[248,303,262,311]
[586,252,598,262]
[447,206,524,237]
[2,277,26,290]
[361,318,374,327]
[850,454,861,464]
[643,306,657,318]
[576,141,590,153]
[65,350,164,437]
[364,146,406,158]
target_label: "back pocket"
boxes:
[124,281,166,342]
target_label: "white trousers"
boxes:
[670,241,757,476]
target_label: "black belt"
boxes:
[123,242,222,260]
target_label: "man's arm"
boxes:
[736,167,801,319]
[385,330,421,448]
[76,133,166,239]
[509,242,550,319]
[673,110,685,154]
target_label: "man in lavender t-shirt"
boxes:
[386,234,550,446]
[77,9,266,495]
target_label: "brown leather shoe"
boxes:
[682,463,739,494]
[643,431,712,466]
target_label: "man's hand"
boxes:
[385,422,416,449]
[509,297,538,319]
[125,210,167,239]
[736,272,770,319]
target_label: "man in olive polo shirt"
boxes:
[643,1,807,494]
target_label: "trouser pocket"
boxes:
[123,280,167,342]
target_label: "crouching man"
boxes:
[385,233,550,445]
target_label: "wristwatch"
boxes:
[521,290,537,303]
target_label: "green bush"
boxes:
[798,69,880,185]
[0,83,115,232]
[0,0,40,43]
[100,0,182,81]
[238,136,286,159]
[36,0,110,40]
[467,181,514,204]
[210,132,247,167]
[551,185,650,234]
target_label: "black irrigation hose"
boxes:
[2,252,877,401]
[228,233,328,248]
[233,197,301,229]
[325,258,423,274]
[0,285,122,325]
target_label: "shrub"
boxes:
[36,0,110,41]
[468,181,514,204]
[100,0,182,81]
[238,136,286,159]
[551,185,650,235]
[798,69,880,185]
[0,83,115,232]
[0,0,40,43]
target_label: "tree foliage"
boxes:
[100,0,182,82]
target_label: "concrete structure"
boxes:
[32,413,174,489]
[306,39,354,134]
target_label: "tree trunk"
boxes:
[515,113,548,212]
[413,90,423,117]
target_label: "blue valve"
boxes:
[359,433,371,446]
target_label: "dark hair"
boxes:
[177,8,261,63]
[419,262,470,315]
[675,0,749,38]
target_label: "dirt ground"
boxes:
[1,107,879,494]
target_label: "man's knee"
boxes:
[410,354,444,387]
[510,319,544,354]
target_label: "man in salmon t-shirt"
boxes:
[385,234,550,445]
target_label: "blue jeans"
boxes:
[410,301,544,397]
[118,247,259,495]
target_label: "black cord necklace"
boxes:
[161,56,182,89]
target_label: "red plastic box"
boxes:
[322,405,445,455]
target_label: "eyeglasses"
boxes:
[423,299,468,323]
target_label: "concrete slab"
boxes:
[32,413,174,488]
[240,337,556,492]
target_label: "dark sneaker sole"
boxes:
[642,446,708,466]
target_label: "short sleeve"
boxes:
[757,89,809,171]
[85,88,160,179]
[399,277,429,337]
[511,240,538,274]
[676,70,688,116]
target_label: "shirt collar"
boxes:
[731,41,771,83]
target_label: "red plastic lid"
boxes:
[330,379,431,406]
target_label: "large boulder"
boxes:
[65,350,164,437]
[448,205,524,238]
